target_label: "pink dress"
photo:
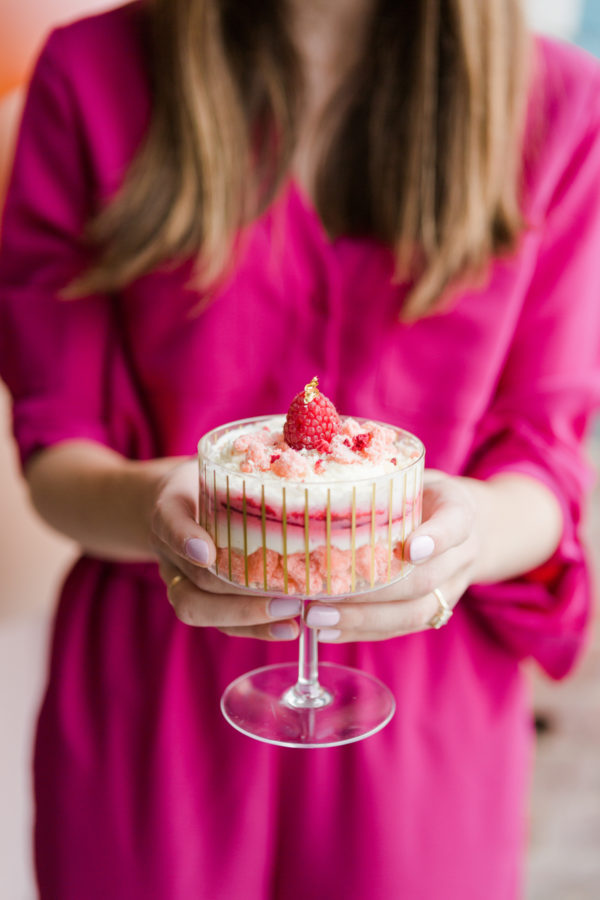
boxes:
[1,4,600,898]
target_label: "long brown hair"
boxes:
[72,0,530,318]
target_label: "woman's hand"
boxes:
[151,460,563,644]
[152,464,478,644]
[304,470,481,643]
[150,459,302,641]
[305,466,564,643]
[26,440,559,643]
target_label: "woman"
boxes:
[1,0,599,897]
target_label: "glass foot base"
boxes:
[221,662,395,748]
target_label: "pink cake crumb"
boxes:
[218,541,407,596]
[310,546,353,595]
[362,424,397,463]
[355,543,405,583]
[246,548,281,585]
[328,434,357,464]
[341,417,364,438]
[217,547,308,594]
[230,417,403,477]
[234,431,289,473]
[286,552,324,594]
[329,420,397,466]
[216,546,245,582]
[271,449,312,480]
[216,547,285,590]
[233,432,270,453]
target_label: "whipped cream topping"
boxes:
[207,416,421,483]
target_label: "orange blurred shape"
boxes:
[0,0,116,96]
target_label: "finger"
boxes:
[158,547,254,595]
[326,545,471,606]
[159,557,303,633]
[405,485,474,563]
[217,622,300,641]
[304,596,437,641]
[305,587,459,643]
[152,485,216,568]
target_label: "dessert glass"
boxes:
[198,415,425,748]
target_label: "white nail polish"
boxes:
[409,535,434,562]
[318,628,341,642]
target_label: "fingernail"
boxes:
[306,605,340,628]
[271,622,297,640]
[409,535,434,562]
[318,629,341,642]
[269,598,302,619]
[185,538,210,565]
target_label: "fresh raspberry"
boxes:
[283,377,341,452]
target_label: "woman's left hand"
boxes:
[307,469,481,642]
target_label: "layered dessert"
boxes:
[198,378,424,597]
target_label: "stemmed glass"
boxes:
[198,416,424,748]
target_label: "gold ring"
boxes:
[169,573,184,590]
[428,588,453,629]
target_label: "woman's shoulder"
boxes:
[43,1,146,62]
[35,1,149,110]
[29,2,150,193]
[534,35,600,118]
[524,36,600,216]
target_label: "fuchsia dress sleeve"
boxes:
[465,55,600,678]
[0,21,154,466]
[0,39,115,465]
[1,6,599,900]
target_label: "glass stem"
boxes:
[282,602,333,709]
[297,610,320,697]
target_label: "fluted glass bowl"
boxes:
[198,414,425,748]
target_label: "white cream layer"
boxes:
[207,416,420,482]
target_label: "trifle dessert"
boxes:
[197,378,424,598]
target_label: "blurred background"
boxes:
[0,1,599,898]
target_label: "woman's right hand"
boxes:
[149,459,302,640]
